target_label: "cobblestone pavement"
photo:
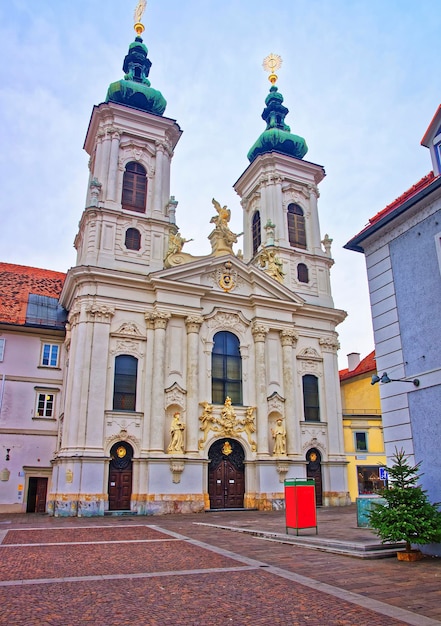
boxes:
[0,508,440,626]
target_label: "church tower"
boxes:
[75,21,182,274]
[234,55,334,309]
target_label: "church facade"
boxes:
[0,15,349,516]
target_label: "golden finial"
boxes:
[134,0,147,36]
[263,53,283,85]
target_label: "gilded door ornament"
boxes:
[222,441,233,455]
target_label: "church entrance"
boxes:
[108,442,133,511]
[208,439,245,509]
[306,448,323,506]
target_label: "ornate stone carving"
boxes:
[267,392,285,415]
[86,304,115,323]
[111,339,144,358]
[112,322,144,338]
[216,260,238,292]
[321,233,333,257]
[280,329,299,347]
[205,310,249,336]
[198,398,257,452]
[147,310,171,330]
[185,315,204,334]
[297,347,322,361]
[319,336,340,353]
[165,382,186,408]
[276,462,289,483]
[169,461,185,484]
[251,322,269,342]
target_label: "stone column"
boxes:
[143,313,155,450]
[185,315,204,454]
[319,336,344,455]
[106,128,120,202]
[99,129,112,194]
[280,329,299,456]
[153,143,165,213]
[251,322,269,455]
[149,310,171,452]
[307,184,322,254]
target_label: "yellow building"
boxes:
[340,352,386,502]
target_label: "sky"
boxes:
[1,0,440,369]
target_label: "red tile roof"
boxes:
[0,263,66,325]
[339,350,376,381]
[366,172,435,229]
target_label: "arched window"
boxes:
[252,211,261,256]
[113,355,138,411]
[122,162,147,213]
[297,263,309,283]
[125,228,141,250]
[212,331,242,405]
[287,203,306,248]
[302,374,320,421]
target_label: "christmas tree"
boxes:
[369,448,441,553]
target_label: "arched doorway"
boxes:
[108,441,133,511]
[306,448,323,506]
[208,438,245,509]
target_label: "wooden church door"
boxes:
[208,439,245,509]
[108,442,133,511]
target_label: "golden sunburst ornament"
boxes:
[263,53,283,84]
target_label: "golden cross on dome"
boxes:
[134,0,147,35]
[263,53,283,84]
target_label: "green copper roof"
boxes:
[106,36,166,116]
[247,85,307,163]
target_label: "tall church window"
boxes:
[302,374,320,421]
[122,162,147,213]
[212,331,242,405]
[287,203,306,249]
[125,228,141,250]
[252,211,261,256]
[113,355,138,411]
[297,263,309,283]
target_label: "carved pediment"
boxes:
[111,322,145,339]
[296,347,322,361]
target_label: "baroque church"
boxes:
[0,8,349,515]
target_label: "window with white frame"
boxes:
[35,392,55,418]
[0,338,5,362]
[355,431,368,452]
[40,343,60,368]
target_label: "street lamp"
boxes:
[371,372,420,386]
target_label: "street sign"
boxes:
[379,467,388,481]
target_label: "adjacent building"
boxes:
[345,104,441,554]
[339,351,386,502]
[0,14,350,516]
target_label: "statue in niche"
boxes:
[167,412,185,454]
[272,418,287,455]
[258,246,285,283]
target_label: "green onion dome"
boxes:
[106,36,166,116]
[247,86,307,163]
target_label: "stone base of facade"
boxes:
[245,492,285,511]
[322,491,351,506]
[48,494,107,517]
[132,494,205,515]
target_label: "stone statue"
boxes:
[167,412,185,454]
[272,418,286,455]
[198,401,214,449]
[209,198,242,256]
[167,230,193,256]
[241,406,257,452]
[258,246,284,283]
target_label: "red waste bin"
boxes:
[284,478,317,535]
